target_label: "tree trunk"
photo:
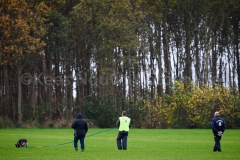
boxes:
[184,14,192,82]
[31,73,36,118]
[163,16,171,95]
[233,19,240,91]
[156,24,163,97]
[17,70,22,124]
[194,29,201,86]
[226,45,232,87]
[211,32,217,84]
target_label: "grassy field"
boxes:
[0,128,239,160]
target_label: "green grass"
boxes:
[0,128,239,160]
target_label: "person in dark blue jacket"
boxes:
[71,113,88,152]
[211,111,226,152]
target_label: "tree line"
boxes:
[0,0,239,128]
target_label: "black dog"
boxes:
[15,138,28,148]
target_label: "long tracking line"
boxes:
[27,128,116,148]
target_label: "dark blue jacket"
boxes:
[71,113,88,138]
[211,116,225,134]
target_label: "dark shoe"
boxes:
[75,147,78,151]
[81,149,84,152]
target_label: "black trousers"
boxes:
[116,132,128,150]
[213,134,222,151]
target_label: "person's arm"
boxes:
[222,119,226,133]
[85,122,88,133]
[116,119,120,128]
[71,121,76,129]
[211,120,218,133]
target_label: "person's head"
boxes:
[214,111,220,117]
[122,111,127,116]
[77,113,82,119]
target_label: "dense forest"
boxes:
[0,0,239,128]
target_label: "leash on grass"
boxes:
[27,128,117,148]
[85,128,116,138]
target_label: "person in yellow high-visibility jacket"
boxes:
[116,111,131,150]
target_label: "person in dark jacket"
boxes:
[211,111,226,152]
[71,113,88,152]
[116,111,131,150]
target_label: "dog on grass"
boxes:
[15,138,28,148]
